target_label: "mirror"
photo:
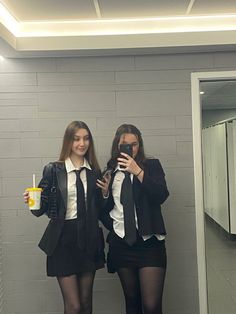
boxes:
[191,71,236,314]
[201,80,236,314]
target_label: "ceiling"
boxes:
[1,0,236,57]
[201,81,236,110]
[2,0,236,21]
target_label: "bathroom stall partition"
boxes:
[202,119,236,235]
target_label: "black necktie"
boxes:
[75,169,86,250]
[120,172,137,246]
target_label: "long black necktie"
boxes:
[120,172,137,246]
[75,169,86,250]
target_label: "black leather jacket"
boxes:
[32,162,104,259]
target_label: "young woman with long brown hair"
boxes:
[24,121,106,314]
[98,124,169,314]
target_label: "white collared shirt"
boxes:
[65,157,91,220]
[110,167,165,241]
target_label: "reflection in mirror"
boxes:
[201,80,236,314]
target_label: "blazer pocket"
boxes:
[38,219,63,256]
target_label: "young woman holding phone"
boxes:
[97,124,169,314]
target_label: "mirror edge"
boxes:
[191,70,236,314]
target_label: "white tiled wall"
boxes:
[1,51,236,314]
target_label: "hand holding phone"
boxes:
[101,169,112,182]
[96,169,112,197]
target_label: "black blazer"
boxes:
[100,159,169,236]
[31,162,104,259]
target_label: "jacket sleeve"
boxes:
[99,184,114,231]
[31,163,53,217]
[141,159,169,205]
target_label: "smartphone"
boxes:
[101,169,112,182]
[119,144,133,157]
[119,144,133,169]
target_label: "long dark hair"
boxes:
[59,121,100,172]
[107,124,146,170]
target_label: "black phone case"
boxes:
[119,144,132,169]
[119,144,132,156]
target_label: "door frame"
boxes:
[191,70,236,314]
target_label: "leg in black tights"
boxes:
[57,271,95,314]
[139,267,166,314]
[117,267,166,314]
[57,275,81,314]
[117,268,142,314]
[77,271,95,314]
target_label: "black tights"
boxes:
[57,271,95,314]
[117,267,166,314]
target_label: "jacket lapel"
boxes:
[133,175,141,205]
[56,162,67,213]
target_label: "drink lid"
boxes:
[26,188,42,192]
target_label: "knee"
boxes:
[80,296,92,312]
[125,290,137,299]
[143,301,162,314]
[125,293,141,307]
[65,302,81,314]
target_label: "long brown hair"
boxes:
[107,124,146,170]
[59,121,100,172]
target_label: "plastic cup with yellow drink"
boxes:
[26,174,42,210]
[26,187,42,210]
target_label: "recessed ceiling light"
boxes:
[200,91,205,95]
[0,55,4,61]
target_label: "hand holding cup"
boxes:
[24,174,42,210]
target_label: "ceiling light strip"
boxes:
[2,3,236,38]
[17,15,236,37]
[17,14,236,25]
[0,3,19,35]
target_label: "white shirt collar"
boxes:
[65,157,91,173]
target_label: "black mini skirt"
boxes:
[47,219,105,277]
[107,231,167,273]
